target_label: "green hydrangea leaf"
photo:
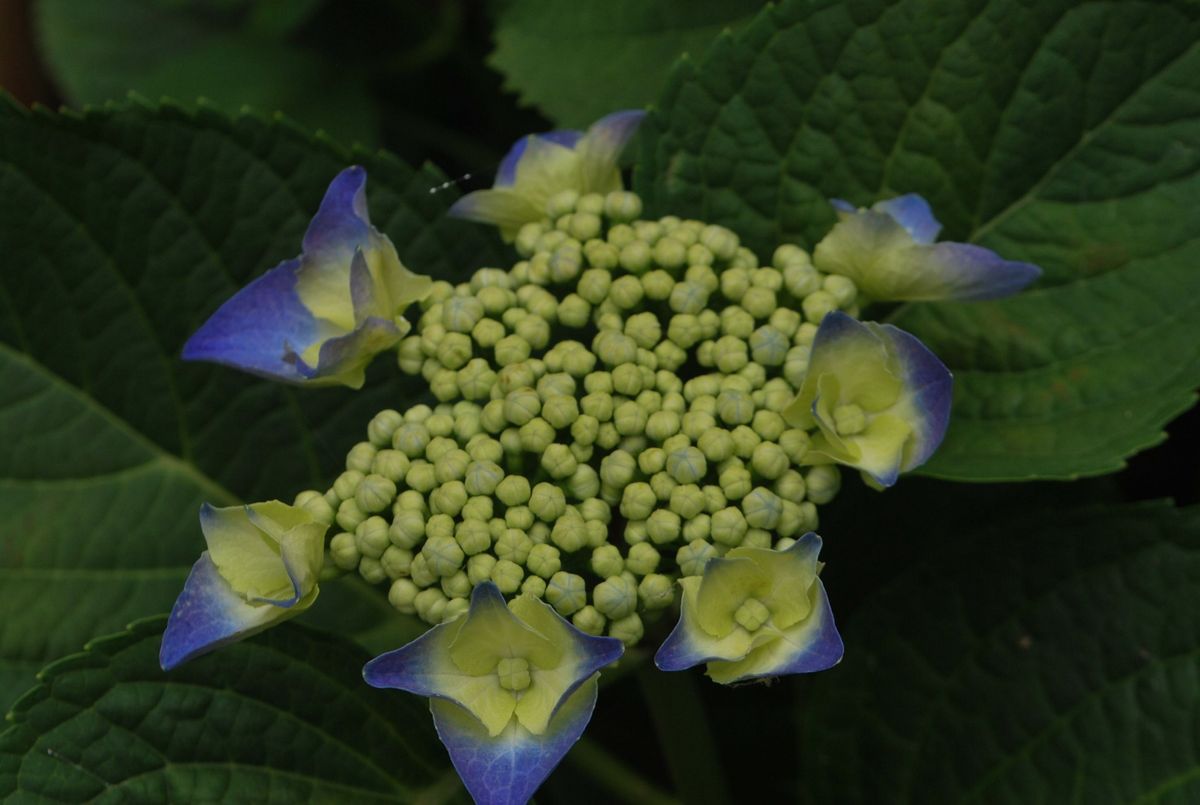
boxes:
[0,96,502,711]
[635,0,1200,480]
[0,618,465,803]
[489,0,763,127]
[797,500,1200,804]
[33,0,375,145]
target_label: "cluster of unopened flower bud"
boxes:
[294,189,855,645]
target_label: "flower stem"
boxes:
[637,666,732,805]
[566,737,680,805]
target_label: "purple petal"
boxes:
[495,131,583,187]
[181,258,316,383]
[302,166,372,260]
[830,198,857,215]
[431,676,599,805]
[877,323,954,472]
[874,194,941,244]
[159,553,283,671]
[922,242,1042,300]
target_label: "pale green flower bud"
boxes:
[633,575,671,612]
[650,236,685,269]
[676,539,717,577]
[385,510,422,551]
[618,240,652,275]
[440,570,473,600]
[612,400,646,436]
[712,390,750,427]
[442,296,483,336]
[601,190,640,221]
[545,512,584,552]
[426,413,455,438]
[802,289,839,323]
[566,464,600,500]
[774,470,808,504]
[748,325,789,367]
[584,240,620,271]
[661,433,691,454]
[397,336,424,374]
[460,460,501,496]
[740,286,776,319]
[590,544,624,578]
[454,520,491,557]
[420,321,446,357]
[775,536,798,552]
[345,442,379,478]
[529,482,567,522]
[515,317,552,351]
[462,496,493,523]
[407,553,436,587]
[678,409,713,442]
[388,578,419,613]
[607,276,642,312]
[543,189,579,218]
[331,469,364,503]
[731,246,758,268]
[490,477,528,510]
[681,512,710,543]
[650,471,677,502]
[546,571,587,616]
[426,513,455,541]
[535,444,575,481]
[718,305,753,339]
[434,449,470,484]
[711,507,749,547]
[503,388,541,426]
[566,211,601,247]
[393,421,432,457]
[454,359,494,401]
[742,529,773,550]
[420,535,464,577]
[661,445,704,485]
[366,449,407,483]
[636,385,662,411]
[354,516,391,560]
[463,556,496,587]
[432,331,468,369]
[471,318,505,350]
[620,482,657,520]
[577,268,612,304]
[693,427,734,464]
[476,284,514,314]
[806,465,841,504]
[527,543,562,579]
[778,429,811,464]
[668,484,706,520]
[609,363,641,397]
[550,294,587,329]
[584,369,614,394]
[515,222,546,256]
[430,481,468,517]
[776,501,805,538]
[336,498,367,532]
[595,423,620,450]
[654,340,687,371]
[731,426,762,460]
[750,266,783,290]
[516,418,553,454]
[767,306,801,338]
[646,509,682,545]
[329,532,359,571]
[721,269,751,305]
[609,613,644,647]
[634,271,671,304]
[492,529,531,565]
[497,361,536,395]
[742,487,783,530]
[719,463,753,501]
[685,265,719,294]
[563,347,597,378]
[699,307,721,339]
[484,559,521,594]
[751,409,786,441]
[292,490,335,527]
[643,410,680,442]
[700,224,739,261]
[479,400,507,433]
[751,442,789,480]
[594,330,639,367]
[493,334,530,366]
[712,336,748,374]
[703,484,727,514]
[666,280,707,315]
[415,588,449,624]
[624,519,649,545]
[823,273,858,307]
[429,369,459,402]
[667,314,703,349]
[572,605,607,636]
[629,447,660,477]
[593,575,637,619]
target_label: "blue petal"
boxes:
[181,258,317,383]
[873,194,941,244]
[878,323,954,472]
[431,676,599,805]
[922,242,1042,300]
[361,606,460,698]
[654,613,720,672]
[301,166,372,260]
[159,553,285,671]
[496,131,583,187]
[830,198,856,215]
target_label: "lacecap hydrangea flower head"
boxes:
[160,110,1042,805]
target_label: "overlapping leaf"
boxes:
[635,0,1200,479]
[0,97,504,710]
[0,619,465,803]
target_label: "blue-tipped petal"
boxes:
[576,110,646,192]
[159,553,287,671]
[496,131,583,187]
[431,675,599,805]
[880,323,953,472]
[181,258,316,383]
[917,242,1042,301]
[873,193,941,244]
[301,166,371,260]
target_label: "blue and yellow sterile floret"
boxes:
[449,110,646,240]
[160,501,327,670]
[813,194,1041,301]
[363,582,623,805]
[182,166,432,388]
[783,311,952,487]
[654,533,842,683]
